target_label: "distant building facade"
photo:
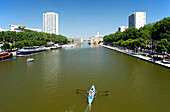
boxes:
[0,25,41,32]
[118,26,128,32]
[90,32,103,44]
[43,12,58,35]
[129,12,146,29]
[0,28,7,32]
[68,37,83,44]
[29,28,42,32]
[9,25,41,32]
[9,25,27,32]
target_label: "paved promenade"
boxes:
[101,44,170,68]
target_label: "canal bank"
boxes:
[101,44,170,68]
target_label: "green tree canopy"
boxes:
[152,17,170,41]
[154,39,169,54]
[1,41,10,50]
[0,30,68,48]
[103,17,169,54]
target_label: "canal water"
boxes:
[0,44,170,112]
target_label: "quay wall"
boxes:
[101,44,170,69]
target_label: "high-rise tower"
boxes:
[128,12,146,29]
[43,12,58,35]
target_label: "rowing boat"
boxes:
[76,85,109,104]
[88,85,95,105]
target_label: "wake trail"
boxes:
[85,104,91,112]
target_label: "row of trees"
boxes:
[103,17,170,54]
[0,30,68,49]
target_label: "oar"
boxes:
[77,89,108,93]
[95,94,108,97]
[76,89,89,92]
[96,90,109,93]
[76,91,88,97]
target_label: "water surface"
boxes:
[0,44,170,112]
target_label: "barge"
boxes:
[17,47,46,56]
[0,52,12,62]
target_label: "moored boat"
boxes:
[62,44,76,48]
[27,57,34,62]
[0,52,12,62]
[17,47,46,56]
[50,46,62,50]
[12,57,17,59]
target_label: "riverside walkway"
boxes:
[101,44,170,68]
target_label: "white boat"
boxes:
[17,47,46,56]
[27,57,34,62]
[62,44,76,48]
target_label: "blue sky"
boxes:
[0,0,169,40]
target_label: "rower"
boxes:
[90,88,93,97]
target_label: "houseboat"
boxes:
[0,52,12,61]
[17,47,46,56]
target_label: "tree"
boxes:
[123,27,140,40]
[103,17,169,55]
[1,42,10,50]
[23,40,31,46]
[0,30,68,47]
[154,39,168,55]
[134,38,146,48]
[139,24,153,41]
[14,41,24,49]
[2,31,16,43]
[115,39,123,46]
[98,41,102,44]
[114,31,122,42]
[152,17,170,41]
[0,31,4,41]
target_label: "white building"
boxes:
[68,37,83,44]
[9,25,41,32]
[28,28,42,32]
[128,12,146,29]
[90,32,103,44]
[1,25,21,32]
[10,25,22,31]
[43,12,58,35]
[0,28,7,32]
[118,26,128,32]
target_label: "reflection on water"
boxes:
[27,61,33,67]
[0,44,170,112]
[40,50,62,89]
[90,44,101,48]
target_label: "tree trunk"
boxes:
[152,39,153,53]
